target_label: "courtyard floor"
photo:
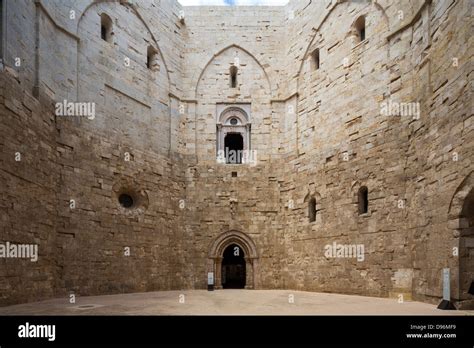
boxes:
[0,290,471,315]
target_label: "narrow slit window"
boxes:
[230,65,238,88]
[101,13,113,42]
[358,186,368,215]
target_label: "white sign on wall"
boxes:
[443,268,450,301]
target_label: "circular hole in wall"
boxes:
[119,193,134,208]
[230,118,238,125]
[114,184,149,213]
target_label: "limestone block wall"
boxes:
[278,0,408,298]
[181,5,285,101]
[0,71,59,305]
[180,5,291,289]
[0,0,471,306]
[75,1,171,154]
[399,0,473,303]
[275,0,473,302]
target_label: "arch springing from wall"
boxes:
[100,13,113,42]
[358,186,368,215]
[194,44,272,98]
[77,1,171,92]
[296,0,389,89]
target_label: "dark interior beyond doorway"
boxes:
[222,244,246,289]
[224,133,243,164]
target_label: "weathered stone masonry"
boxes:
[0,0,472,308]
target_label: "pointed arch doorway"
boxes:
[208,230,259,289]
[222,244,246,289]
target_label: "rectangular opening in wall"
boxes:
[230,65,238,88]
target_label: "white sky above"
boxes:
[178,0,289,6]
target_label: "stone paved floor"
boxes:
[0,290,471,315]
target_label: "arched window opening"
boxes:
[100,13,113,43]
[230,65,238,88]
[147,46,159,71]
[354,16,366,42]
[358,186,368,214]
[309,197,317,222]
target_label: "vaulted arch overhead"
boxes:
[295,0,389,90]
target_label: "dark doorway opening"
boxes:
[222,244,246,289]
[224,133,243,164]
